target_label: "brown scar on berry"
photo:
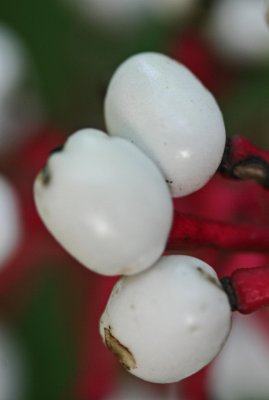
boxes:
[197,267,222,290]
[104,327,136,371]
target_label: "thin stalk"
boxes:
[167,211,269,253]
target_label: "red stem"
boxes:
[167,212,269,253]
[219,136,269,187]
[223,266,269,315]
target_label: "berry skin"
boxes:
[34,128,173,276]
[100,255,231,383]
[105,52,226,197]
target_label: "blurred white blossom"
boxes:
[0,175,22,268]
[148,0,199,20]
[104,372,181,400]
[0,324,26,400]
[206,0,269,64]
[0,25,43,152]
[63,0,199,31]
[207,313,269,400]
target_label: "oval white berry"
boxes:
[105,52,226,197]
[207,0,269,64]
[34,128,173,276]
[100,255,231,383]
[0,176,22,267]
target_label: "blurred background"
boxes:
[0,0,269,399]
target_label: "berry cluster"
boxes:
[33,52,250,384]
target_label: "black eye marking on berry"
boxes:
[220,276,238,312]
[49,144,64,156]
[196,267,221,289]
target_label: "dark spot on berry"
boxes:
[40,165,51,186]
[197,267,222,290]
[114,286,120,295]
[104,327,136,371]
[165,179,173,185]
[49,144,64,156]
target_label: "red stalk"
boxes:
[222,266,269,315]
[167,212,269,253]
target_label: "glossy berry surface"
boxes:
[105,52,226,197]
[34,128,173,276]
[100,255,231,383]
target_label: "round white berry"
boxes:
[206,0,269,64]
[100,255,231,383]
[34,128,173,276]
[105,52,226,197]
[0,176,22,267]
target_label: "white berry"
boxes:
[100,255,231,383]
[34,128,173,276]
[105,52,226,197]
[0,176,22,267]
[206,0,269,64]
